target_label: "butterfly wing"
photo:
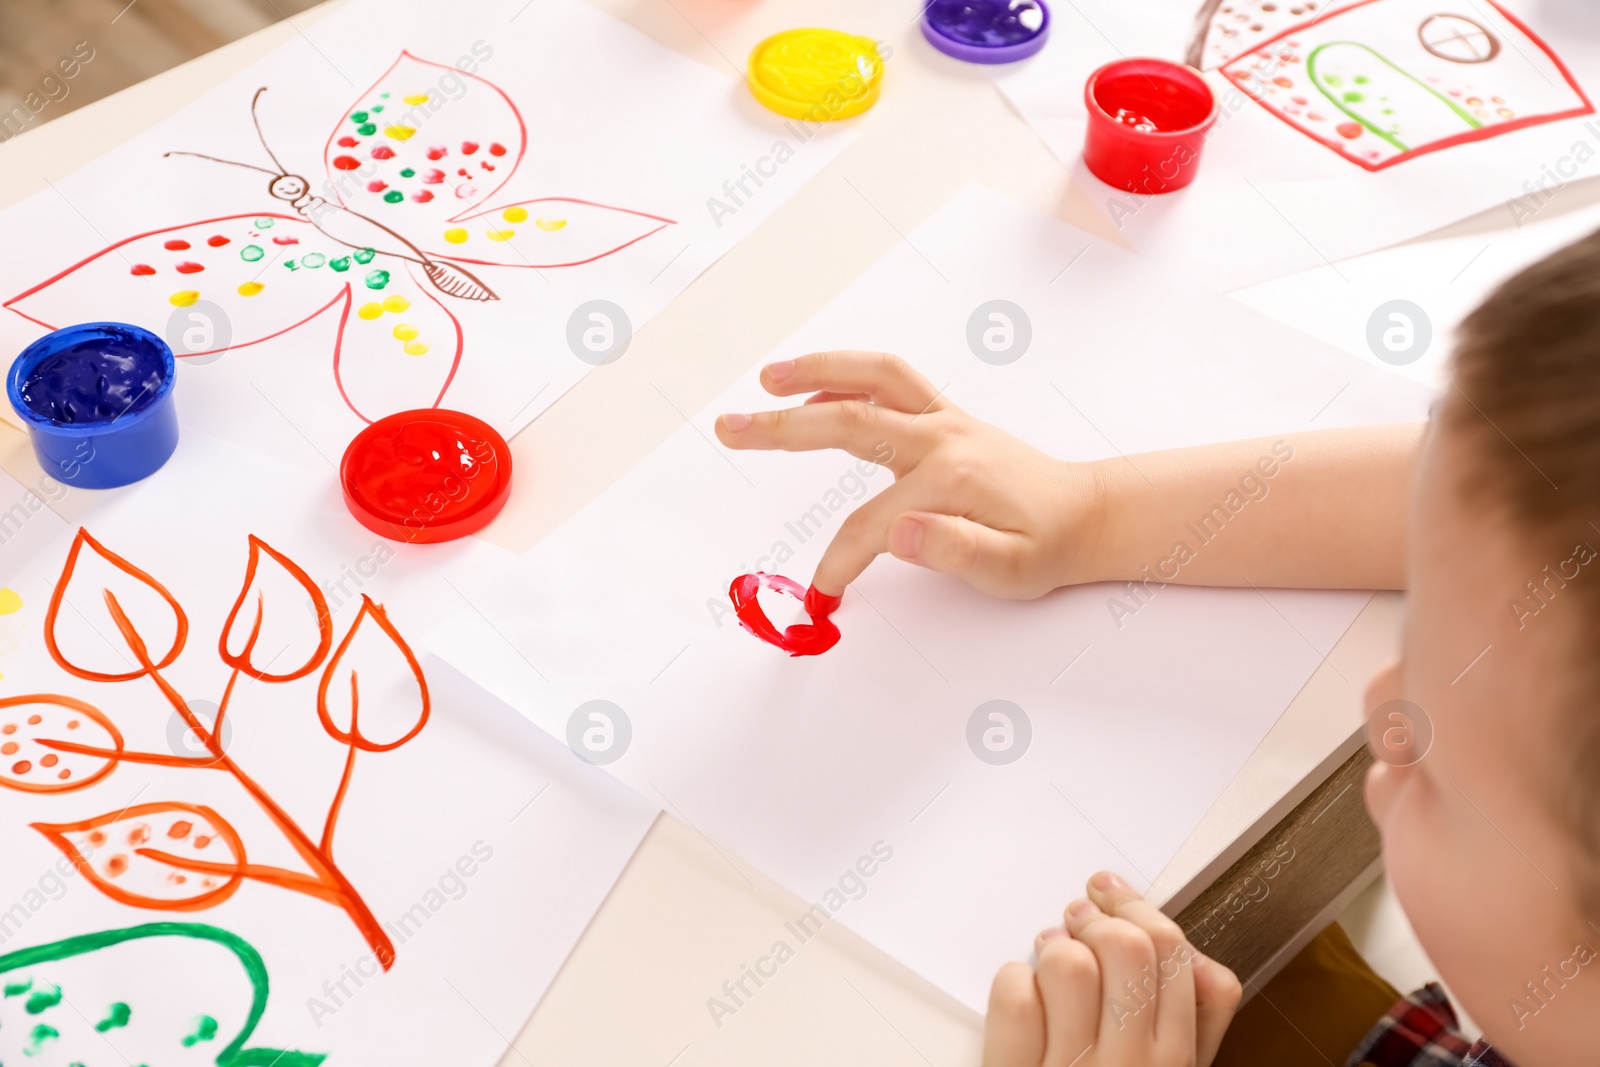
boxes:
[436,197,674,268]
[330,259,463,424]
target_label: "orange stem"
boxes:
[135,849,346,905]
[36,738,222,770]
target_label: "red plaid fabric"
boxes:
[1344,985,1512,1067]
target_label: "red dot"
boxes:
[457,168,470,177]
[422,169,444,185]
[130,264,156,276]
[367,180,388,193]
[371,145,396,160]
[207,234,230,247]
[27,715,41,725]
[337,135,360,148]
[412,190,434,203]
[426,145,447,160]
[460,140,479,155]
[175,261,204,274]
[105,854,128,877]
[0,724,12,734]
[168,820,193,839]
[481,162,495,172]
[57,769,70,780]
[1336,121,1363,139]
[489,142,507,156]
[164,238,191,251]
[194,835,212,849]
[87,830,106,846]
[1,742,16,755]
[40,754,58,768]
[272,236,299,245]
[333,155,361,171]
[127,823,151,846]
[11,760,30,775]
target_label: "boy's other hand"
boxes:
[714,352,1102,599]
[983,872,1241,1067]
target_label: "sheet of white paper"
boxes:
[0,441,656,1065]
[995,0,1600,289]
[0,0,852,465]
[426,185,1435,1011]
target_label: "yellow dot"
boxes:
[0,588,22,616]
[381,295,411,313]
[357,302,384,320]
[535,218,568,232]
[403,340,430,356]
[393,323,419,341]
[237,281,264,297]
[485,228,515,242]
[385,125,417,141]
[169,290,199,307]
[502,207,529,223]
[444,227,468,244]
[402,93,430,105]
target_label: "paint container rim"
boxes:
[6,322,178,437]
[921,0,1051,64]
[339,408,513,545]
[747,28,884,121]
[1083,57,1220,141]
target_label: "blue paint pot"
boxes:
[7,322,179,489]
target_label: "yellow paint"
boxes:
[747,29,882,121]
[403,340,430,356]
[0,588,21,616]
[502,207,529,223]
[357,302,384,321]
[237,281,264,297]
[402,93,430,105]
[381,295,411,313]
[169,290,200,307]
[485,228,515,242]
[393,324,419,341]
[385,125,417,141]
[444,227,468,244]
[535,218,567,232]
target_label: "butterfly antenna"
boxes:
[250,86,288,174]
[162,150,278,175]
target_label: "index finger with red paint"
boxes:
[760,352,948,415]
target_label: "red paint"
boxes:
[340,409,512,543]
[456,168,470,178]
[130,264,156,276]
[1083,58,1218,194]
[804,585,842,618]
[371,145,396,160]
[175,261,204,274]
[333,155,361,171]
[207,234,230,247]
[367,180,388,193]
[421,168,445,184]
[412,190,434,203]
[337,135,360,148]
[163,239,191,251]
[461,140,479,155]
[728,573,840,657]
[1272,76,1293,88]
[481,162,495,172]
[425,145,447,160]
[1336,121,1363,139]
[272,236,299,245]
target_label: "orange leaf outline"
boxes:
[219,535,335,683]
[33,800,246,912]
[0,694,123,794]
[316,596,430,753]
[45,529,188,683]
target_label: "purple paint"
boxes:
[922,0,1050,64]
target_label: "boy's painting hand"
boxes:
[715,352,1101,599]
[984,872,1241,1067]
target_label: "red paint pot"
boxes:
[1083,58,1218,194]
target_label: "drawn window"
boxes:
[1419,14,1500,63]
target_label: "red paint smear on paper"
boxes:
[175,261,204,274]
[371,145,396,160]
[163,239,190,251]
[728,573,840,657]
[207,235,230,247]
[337,135,360,148]
[460,140,479,155]
[129,264,155,276]
[333,155,361,171]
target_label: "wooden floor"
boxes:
[0,0,322,138]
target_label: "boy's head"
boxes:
[1364,231,1600,1059]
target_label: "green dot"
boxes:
[255,217,274,229]
[399,167,416,178]
[302,252,327,268]
[1354,75,1369,84]
[380,91,391,98]
[1324,74,1343,87]
[95,1002,132,1033]
[240,244,264,262]
[371,104,384,113]
[358,123,377,136]
[383,189,405,204]
[26,983,62,1013]
[353,247,376,264]
[182,1015,219,1048]
[350,110,368,123]
[364,269,391,290]
[284,259,299,271]
[329,256,351,272]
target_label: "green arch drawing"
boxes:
[1306,41,1481,153]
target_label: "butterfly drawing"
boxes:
[4,53,677,422]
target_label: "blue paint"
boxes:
[922,0,1050,63]
[7,323,179,489]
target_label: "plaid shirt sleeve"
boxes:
[1343,985,1514,1067]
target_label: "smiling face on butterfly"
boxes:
[268,174,309,201]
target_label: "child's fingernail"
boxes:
[722,413,753,432]
[1037,926,1066,943]
[766,360,795,382]
[888,515,926,560]
[1068,899,1097,918]
[1091,871,1123,893]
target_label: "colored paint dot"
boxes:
[444,227,468,244]
[130,263,156,276]
[489,142,507,156]
[26,715,39,725]
[427,146,447,160]
[86,830,105,846]
[66,720,78,729]
[194,835,212,848]
[95,1002,132,1033]
[237,281,264,297]
[56,769,69,780]
[536,218,568,232]
[1,743,16,755]
[168,820,193,838]
[393,323,419,340]
[350,110,369,123]
[367,180,388,193]
[11,760,30,775]
[0,724,12,734]
[1336,121,1364,139]
[333,155,361,171]
[25,1024,57,1056]
[386,125,417,141]
[241,244,264,261]
[381,295,410,313]
[105,854,128,876]
[399,167,416,178]
[207,234,230,247]
[284,260,299,271]
[353,247,376,264]
[383,190,405,203]
[371,104,384,113]
[403,340,430,356]
[182,1016,219,1048]
[403,93,430,104]
[255,217,275,228]
[0,587,21,615]
[25,984,62,1014]
[40,754,57,768]
[4,978,31,996]
[127,823,150,846]
[170,291,200,307]
[371,145,396,161]
[330,256,351,272]
[337,135,359,148]
[302,252,327,268]
[413,190,434,203]
[364,270,391,290]
[273,236,299,245]
[380,92,390,98]
[358,123,378,136]
[486,228,514,241]
[175,261,204,274]
[461,140,479,154]
[502,207,529,223]
[164,238,191,251]
[357,302,384,320]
